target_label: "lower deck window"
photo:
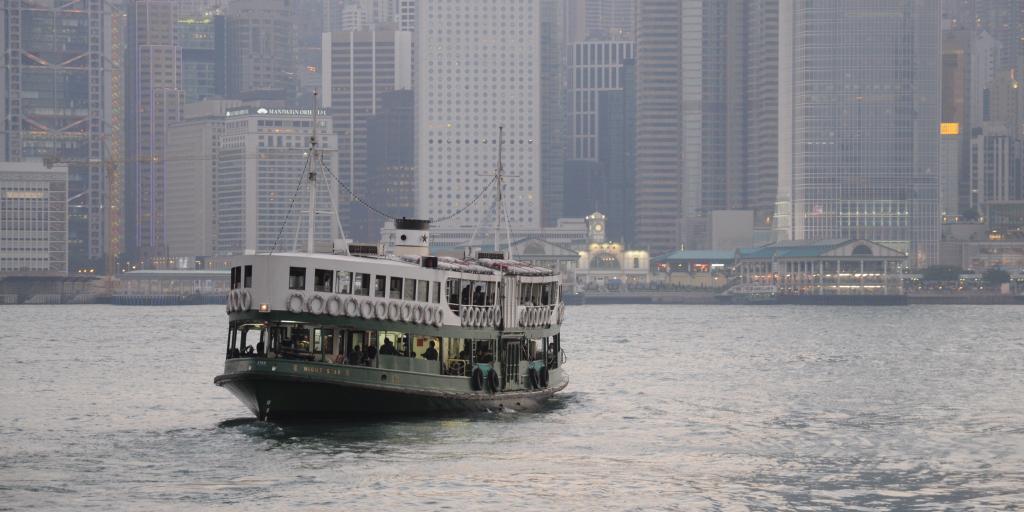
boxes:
[288,267,306,290]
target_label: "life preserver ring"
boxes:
[326,296,341,316]
[374,301,388,320]
[360,299,374,319]
[412,304,424,324]
[486,368,500,393]
[227,290,237,311]
[345,297,359,317]
[387,301,401,322]
[518,309,527,327]
[528,367,540,389]
[466,307,476,327]
[472,307,483,328]
[434,308,445,327]
[240,291,252,311]
[287,293,304,313]
[492,307,502,327]
[539,366,549,388]
[471,367,484,391]
[306,295,325,315]
[400,303,413,323]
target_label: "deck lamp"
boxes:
[259,303,270,313]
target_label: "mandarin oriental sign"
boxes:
[225,107,328,117]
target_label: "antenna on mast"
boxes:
[305,91,320,254]
[492,127,517,257]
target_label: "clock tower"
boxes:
[585,212,607,243]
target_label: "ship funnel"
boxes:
[393,218,431,257]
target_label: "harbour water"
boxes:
[1,305,1022,510]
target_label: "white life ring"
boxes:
[374,300,388,320]
[531,308,540,327]
[469,307,480,328]
[518,309,527,327]
[400,303,413,323]
[360,299,374,319]
[345,297,359,317]
[434,307,445,327]
[491,307,501,327]
[412,304,424,324]
[473,307,483,328]
[387,301,401,322]
[326,296,342,316]
[240,291,253,311]
[465,307,476,327]
[227,290,237,311]
[287,293,304,313]
[306,295,325,315]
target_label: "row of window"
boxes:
[289,266,443,304]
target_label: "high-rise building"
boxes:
[2,0,115,271]
[567,41,635,161]
[215,106,338,255]
[634,0,773,253]
[776,0,941,267]
[177,7,227,103]
[322,29,412,241]
[596,58,636,244]
[366,90,416,237]
[563,0,634,43]
[164,100,240,258]
[226,0,296,100]
[539,0,566,227]
[416,0,542,231]
[0,162,68,275]
[970,123,1023,212]
[125,0,184,263]
[634,0,683,254]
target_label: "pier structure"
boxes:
[733,239,907,297]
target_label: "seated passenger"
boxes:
[379,338,397,355]
[478,348,493,364]
[365,342,378,361]
[423,340,439,361]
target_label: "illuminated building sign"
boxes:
[940,122,960,135]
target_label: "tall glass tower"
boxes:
[776,0,941,267]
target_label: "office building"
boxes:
[164,100,240,258]
[970,123,1023,212]
[214,106,338,255]
[125,0,184,262]
[776,0,941,267]
[415,0,542,231]
[322,29,412,241]
[539,0,566,227]
[177,7,227,103]
[567,41,635,161]
[366,90,416,237]
[2,0,115,270]
[226,0,296,100]
[0,162,68,275]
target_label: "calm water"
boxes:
[1,305,1022,511]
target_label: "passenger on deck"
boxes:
[333,351,346,364]
[473,286,485,305]
[349,345,364,366]
[256,339,265,356]
[379,338,397,355]
[461,285,471,305]
[365,342,378,362]
[423,340,439,361]
[478,347,493,364]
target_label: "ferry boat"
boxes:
[214,105,567,419]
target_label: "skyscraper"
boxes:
[214,106,338,255]
[177,7,227,103]
[366,90,416,237]
[226,0,296,100]
[415,0,542,231]
[567,41,635,161]
[125,0,184,262]
[2,0,115,270]
[634,0,683,254]
[539,0,566,227]
[776,0,941,267]
[322,29,412,241]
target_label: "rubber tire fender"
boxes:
[486,368,500,393]
[471,367,485,391]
